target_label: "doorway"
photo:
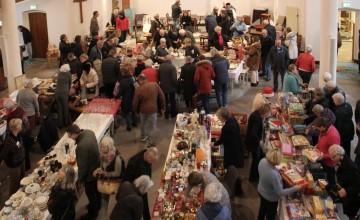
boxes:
[28,12,49,58]
[338,11,355,62]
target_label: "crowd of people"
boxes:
[2,1,360,220]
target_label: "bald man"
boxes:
[269,39,289,92]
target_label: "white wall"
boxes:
[16,0,112,45]
[304,0,321,60]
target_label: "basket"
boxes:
[97,176,121,195]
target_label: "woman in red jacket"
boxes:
[295,45,316,84]
[312,117,341,185]
[116,10,130,43]
[194,55,215,114]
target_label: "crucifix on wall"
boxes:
[73,0,87,23]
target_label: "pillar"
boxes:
[319,0,338,87]
[1,0,23,93]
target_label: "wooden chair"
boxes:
[46,44,59,68]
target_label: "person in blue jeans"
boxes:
[260,29,274,81]
[211,48,230,107]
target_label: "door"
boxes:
[29,12,49,58]
[122,0,130,9]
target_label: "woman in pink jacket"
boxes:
[116,10,130,43]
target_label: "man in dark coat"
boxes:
[304,87,329,125]
[66,124,101,220]
[218,10,233,39]
[179,56,196,108]
[329,145,360,219]
[158,55,178,119]
[205,13,218,51]
[153,29,172,49]
[59,34,71,66]
[212,107,244,168]
[246,104,271,182]
[260,29,274,81]
[150,14,164,38]
[123,147,159,220]
[211,49,230,108]
[332,93,355,157]
[171,0,182,29]
[101,49,120,98]
[269,39,290,92]
[264,19,276,45]
[18,25,32,63]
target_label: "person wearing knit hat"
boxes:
[252,87,274,111]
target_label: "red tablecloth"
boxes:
[83,98,121,115]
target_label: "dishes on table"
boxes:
[34,195,49,211]
[20,197,33,208]
[25,183,41,194]
[20,176,34,186]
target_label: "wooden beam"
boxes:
[73,0,87,23]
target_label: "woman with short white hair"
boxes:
[326,81,346,112]
[328,144,360,219]
[295,44,316,84]
[332,93,355,156]
[110,175,153,220]
[196,182,232,220]
[93,136,124,220]
[56,64,72,128]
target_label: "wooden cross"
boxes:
[73,0,87,23]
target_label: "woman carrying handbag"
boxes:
[93,137,125,220]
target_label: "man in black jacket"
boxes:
[211,49,230,108]
[123,147,159,220]
[101,49,120,98]
[18,25,32,63]
[66,124,101,220]
[260,29,273,81]
[171,0,182,29]
[269,39,290,92]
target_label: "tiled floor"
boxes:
[0,50,359,219]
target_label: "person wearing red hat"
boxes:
[252,87,274,111]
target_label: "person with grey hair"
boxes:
[312,104,336,125]
[158,54,178,119]
[89,40,104,63]
[205,10,218,51]
[304,87,329,125]
[122,147,159,220]
[212,25,228,51]
[328,144,360,219]
[48,164,78,220]
[179,56,196,108]
[230,16,246,36]
[196,182,232,220]
[110,175,153,220]
[17,78,39,130]
[0,118,25,195]
[141,59,158,83]
[326,80,345,112]
[178,28,195,45]
[322,72,333,95]
[155,37,170,64]
[153,29,172,48]
[93,137,125,219]
[211,48,230,107]
[332,93,355,156]
[139,41,153,59]
[211,107,244,168]
[184,38,200,61]
[102,38,116,58]
[101,48,119,98]
[269,39,290,92]
[55,64,72,128]
[295,44,316,84]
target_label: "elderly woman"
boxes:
[194,55,215,114]
[282,64,302,94]
[322,72,332,95]
[139,41,153,59]
[110,175,153,220]
[80,62,99,100]
[48,165,78,220]
[246,104,272,182]
[178,29,196,45]
[332,93,355,156]
[179,56,196,109]
[212,26,228,51]
[141,59,158,83]
[211,107,244,168]
[329,145,360,219]
[184,38,201,61]
[93,137,124,220]
[258,150,305,220]
[196,182,232,220]
[295,45,316,84]
[56,64,72,128]
[244,35,261,87]
[312,117,340,185]
[181,10,193,32]
[326,81,346,112]
[116,64,137,131]
[284,27,298,64]
[16,79,40,130]
[0,119,25,195]
[155,38,169,64]
[116,10,130,43]
[230,16,246,36]
[187,171,231,212]
[135,55,146,77]
[304,87,329,125]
